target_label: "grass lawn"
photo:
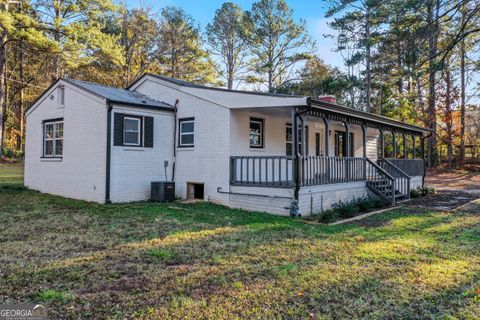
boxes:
[1,164,479,319]
[0,161,24,185]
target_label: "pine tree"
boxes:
[206,2,249,89]
[156,7,217,84]
[244,0,313,92]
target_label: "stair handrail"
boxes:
[366,158,396,205]
[378,157,411,201]
[366,158,395,181]
[378,158,411,179]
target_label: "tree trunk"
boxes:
[0,2,8,156]
[52,0,61,82]
[365,6,371,113]
[426,0,439,167]
[459,0,466,160]
[227,37,234,89]
[445,63,453,170]
[19,41,25,153]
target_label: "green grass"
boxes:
[0,162,23,186]
[1,163,479,319]
[37,289,74,303]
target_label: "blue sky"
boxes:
[123,0,343,69]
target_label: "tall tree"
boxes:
[0,0,56,155]
[156,7,217,84]
[243,0,313,92]
[276,56,354,105]
[33,0,124,81]
[326,0,384,112]
[206,2,249,89]
[117,7,159,86]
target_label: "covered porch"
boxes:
[229,99,430,208]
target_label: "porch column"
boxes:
[361,125,367,158]
[323,117,330,156]
[392,131,397,159]
[412,134,416,159]
[344,122,351,180]
[402,132,407,159]
[361,125,367,180]
[421,135,425,159]
[300,115,306,185]
[300,115,306,157]
[291,108,297,186]
[323,117,330,182]
[379,128,385,159]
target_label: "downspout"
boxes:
[105,103,112,203]
[171,99,179,181]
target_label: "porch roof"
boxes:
[238,99,430,136]
[308,99,430,135]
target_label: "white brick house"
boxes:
[25,74,430,216]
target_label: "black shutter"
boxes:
[113,113,124,146]
[144,116,154,148]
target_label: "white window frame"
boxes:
[179,118,195,147]
[249,118,264,148]
[43,119,63,158]
[123,117,141,146]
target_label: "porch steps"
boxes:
[366,179,408,202]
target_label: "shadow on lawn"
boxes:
[1,187,480,319]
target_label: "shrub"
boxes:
[356,197,376,212]
[410,188,422,198]
[372,196,389,208]
[1,147,24,159]
[313,195,389,223]
[332,199,358,219]
[410,187,436,198]
[318,209,338,223]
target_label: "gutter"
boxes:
[108,100,174,111]
[105,103,112,203]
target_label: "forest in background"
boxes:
[1,0,479,167]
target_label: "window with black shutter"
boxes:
[113,112,154,147]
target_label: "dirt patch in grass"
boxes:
[426,166,480,190]
[406,189,479,211]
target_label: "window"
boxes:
[59,86,65,106]
[113,113,153,148]
[334,131,354,157]
[249,117,264,148]
[179,118,194,147]
[286,124,308,155]
[43,118,63,157]
[124,117,141,146]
